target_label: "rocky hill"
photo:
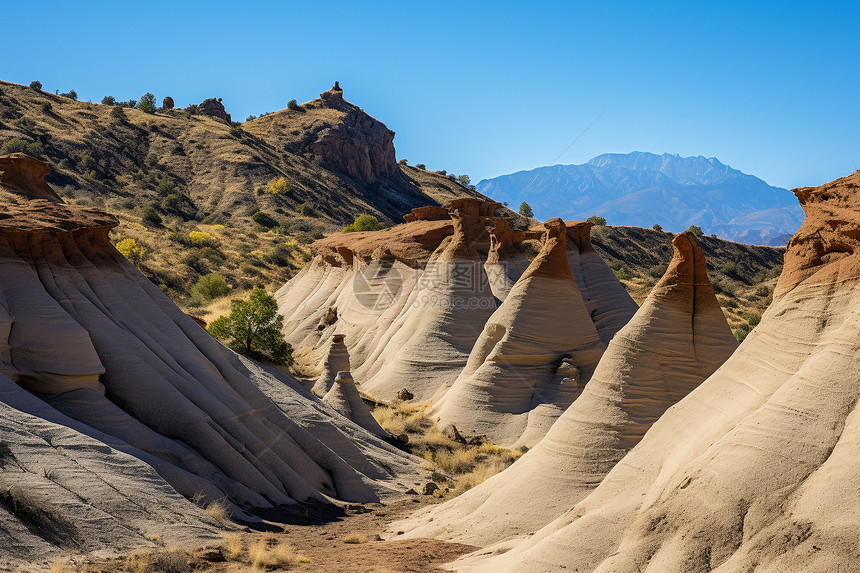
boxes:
[0,80,487,307]
[477,151,802,246]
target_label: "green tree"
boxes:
[519,201,534,218]
[587,215,607,226]
[141,204,162,226]
[457,174,471,186]
[208,288,293,364]
[29,81,42,90]
[60,90,78,100]
[137,93,157,113]
[101,95,116,106]
[287,99,300,110]
[652,223,663,232]
[193,273,230,300]
[344,214,382,233]
[686,224,704,236]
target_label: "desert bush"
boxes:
[343,534,367,545]
[248,536,297,568]
[208,288,293,364]
[29,80,42,90]
[187,230,214,246]
[265,176,288,194]
[613,266,632,280]
[223,534,244,561]
[722,262,737,276]
[648,265,664,278]
[457,174,471,186]
[587,215,607,226]
[343,214,382,233]
[2,139,27,154]
[40,101,52,113]
[141,205,162,226]
[747,312,761,327]
[156,179,176,196]
[116,238,147,266]
[101,95,116,106]
[193,273,230,300]
[755,285,770,297]
[137,93,157,114]
[251,211,278,228]
[60,89,77,100]
[124,549,191,573]
[287,99,300,110]
[245,114,257,121]
[686,224,704,236]
[652,223,663,232]
[398,158,408,165]
[298,201,318,217]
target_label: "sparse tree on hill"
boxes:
[287,99,300,110]
[457,174,471,186]
[519,201,534,218]
[60,90,78,100]
[101,96,116,106]
[208,287,293,364]
[29,81,42,90]
[653,224,663,232]
[686,224,704,236]
[587,215,607,226]
[137,93,157,114]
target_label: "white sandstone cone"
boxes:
[323,371,390,439]
[312,334,350,396]
[394,232,738,550]
[433,218,605,448]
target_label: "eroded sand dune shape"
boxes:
[444,173,860,571]
[395,232,737,548]
[0,156,423,569]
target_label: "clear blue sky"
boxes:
[4,1,857,190]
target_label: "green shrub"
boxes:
[587,215,607,226]
[722,262,737,275]
[343,214,382,233]
[686,225,704,236]
[2,139,28,154]
[416,163,426,170]
[747,313,761,327]
[141,205,162,226]
[613,266,632,280]
[81,155,96,171]
[137,93,157,114]
[208,288,293,364]
[299,201,318,217]
[101,96,116,106]
[60,90,78,100]
[755,285,770,297]
[156,179,175,196]
[457,174,471,186]
[161,193,182,211]
[287,99,300,110]
[398,159,408,165]
[652,224,663,232]
[251,211,278,228]
[29,81,42,90]
[192,273,230,300]
[648,265,665,278]
[246,114,257,121]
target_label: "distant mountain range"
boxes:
[476,152,803,246]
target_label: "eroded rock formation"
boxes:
[198,97,231,123]
[454,172,860,572]
[322,371,390,439]
[394,232,737,551]
[432,218,605,447]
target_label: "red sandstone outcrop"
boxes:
[198,97,231,123]
[0,153,63,202]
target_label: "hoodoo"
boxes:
[394,232,737,550]
[313,334,351,396]
[456,172,860,572]
[483,218,541,300]
[433,218,605,447]
[322,371,390,439]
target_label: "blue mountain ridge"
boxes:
[476,152,802,246]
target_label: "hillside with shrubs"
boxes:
[0,79,487,319]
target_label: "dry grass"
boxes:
[124,549,191,573]
[370,401,526,499]
[247,535,297,568]
[343,533,367,544]
[48,560,75,573]
[203,498,231,525]
[223,534,245,561]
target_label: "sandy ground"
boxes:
[71,496,476,573]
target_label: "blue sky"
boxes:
[3,1,857,189]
